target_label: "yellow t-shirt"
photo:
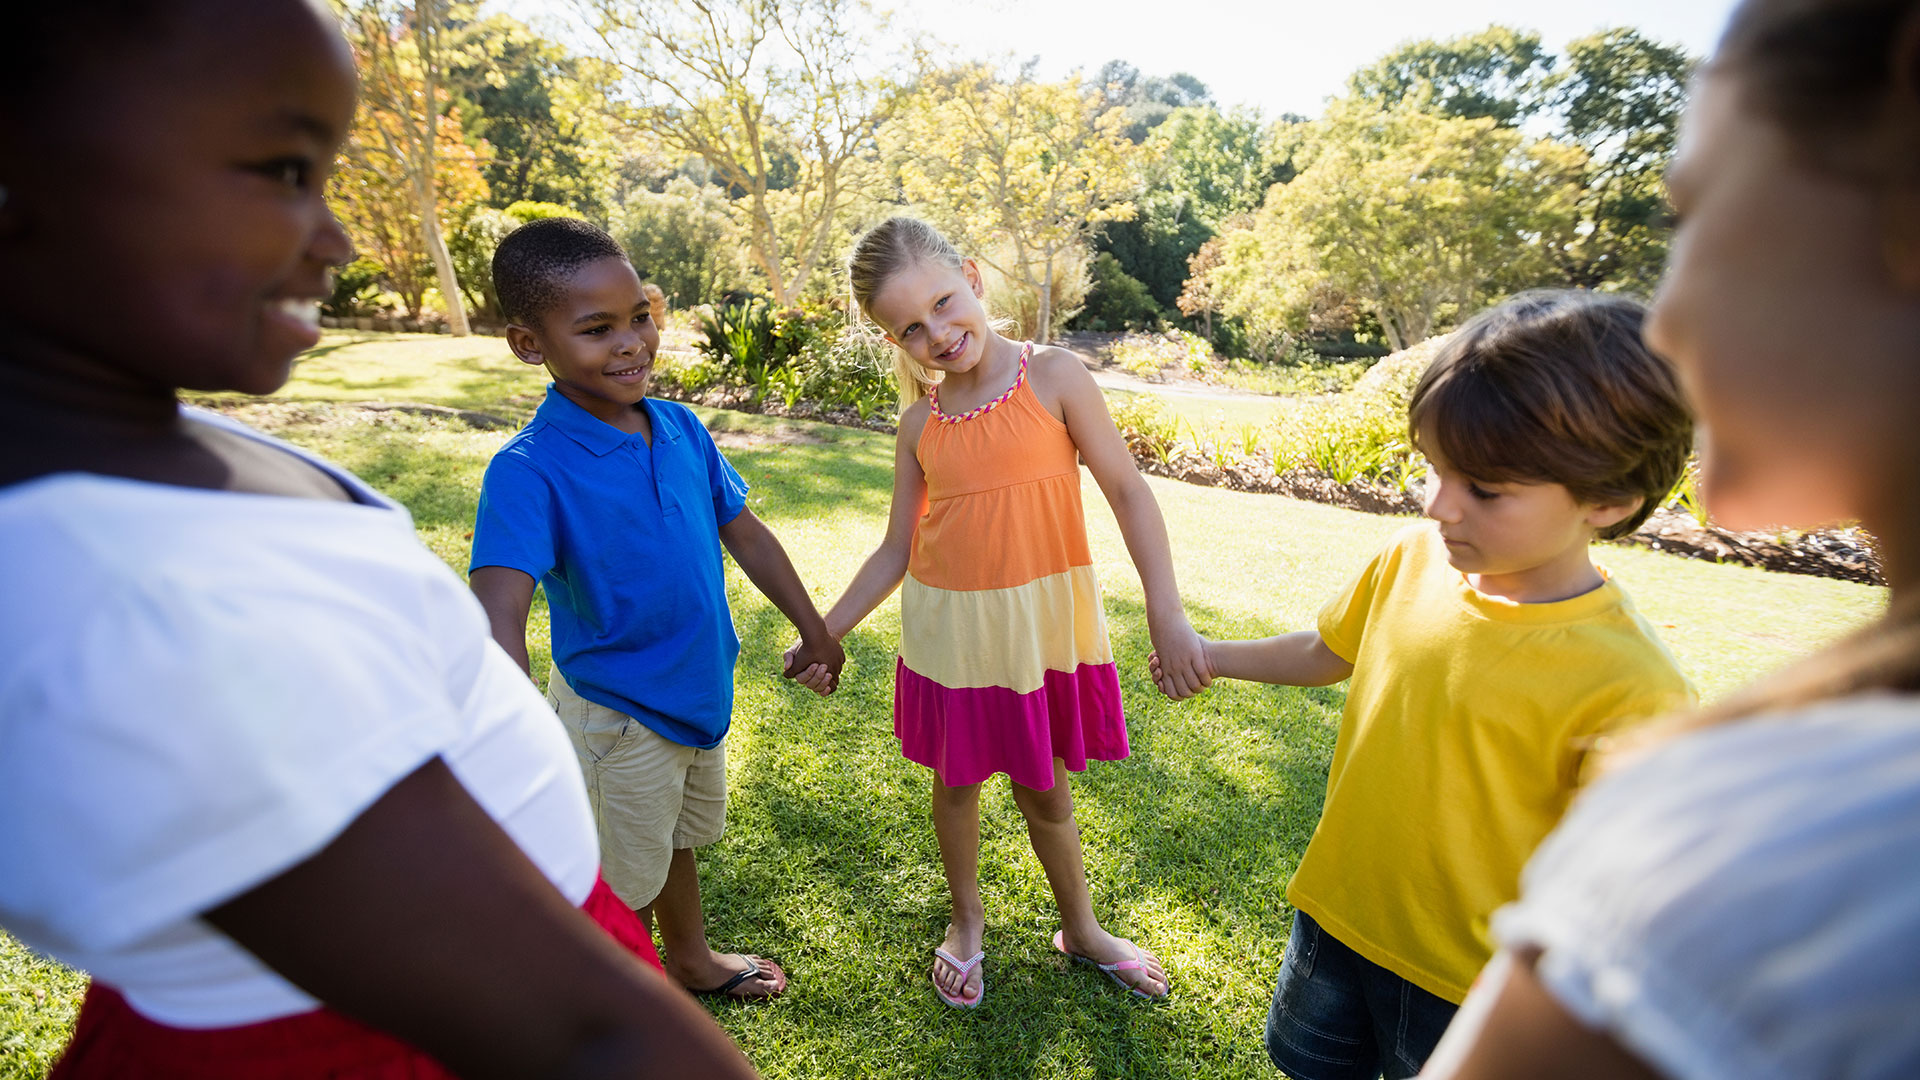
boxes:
[1287,523,1695,1004]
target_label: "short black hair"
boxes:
[1408,290,1694,540]
[491,217,629,325]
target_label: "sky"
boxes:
[500,0,1740,118]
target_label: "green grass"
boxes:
[4,332,1887,1079]
[1101,386,1305,432]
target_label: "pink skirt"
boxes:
[50,873,661,1079]
[894,657,1128,790]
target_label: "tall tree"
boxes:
[342,0,474,335]
[1347,25,1551,126]
[573,0,895,305]
[886,64,1141,342]
[1215,95,1582,352]
[1547,28,1696,294]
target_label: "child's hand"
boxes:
[1147,621,1212,701]
[783,636,846,696]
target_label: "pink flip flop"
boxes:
[1052,930,1169,1000]
[931,947,985,1008]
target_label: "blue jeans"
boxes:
[1264,911,1459,1080]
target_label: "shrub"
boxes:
[1109,330,1215,381]
[323,258,385,318]
[1076,252,1163,331]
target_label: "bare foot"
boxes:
[677,951,787,1000]
[1055,927,1170,998]
[931,921,984,1005]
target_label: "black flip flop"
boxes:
[691,954,782,1000]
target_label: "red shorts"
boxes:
[50,874,661,1079]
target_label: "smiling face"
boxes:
[1420,434,1635,602]
[508,256,659,425]
[0,0,357,396]
[864,256,993,375]
[1646,72,1920,533]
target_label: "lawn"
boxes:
[0,332,1886,1080]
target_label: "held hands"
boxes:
[782,634,845,697]
[1146,616,1212,701]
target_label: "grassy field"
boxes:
[0,332,1887,1079]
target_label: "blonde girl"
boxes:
[799,217,1208,1006]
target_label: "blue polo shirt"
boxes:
[471,387,749,749]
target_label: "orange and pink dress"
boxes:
[893,343,1129,790]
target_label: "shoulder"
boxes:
[488,420,560,472]
[898,396,932,444]
[1499,696,1920,1078]
[1027,344,1097,393]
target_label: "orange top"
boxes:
[910,348,1092,592]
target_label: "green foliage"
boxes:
[322,258,386,318]
[1666,459,1710,527]
[1547,29,1696,295]
[1108,331,1214,380]
[688,301,897,417]
[1346,26,1551,126]
[1078,253,1164,331]
[446,201,585,321]
[616,177,753,309]
[1213,95,1582,353]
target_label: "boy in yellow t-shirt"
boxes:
[1152,291,1696,1079]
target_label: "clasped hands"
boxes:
[782,634,845,696]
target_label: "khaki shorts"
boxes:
[546,667,727,909]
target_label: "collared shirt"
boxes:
[471,387,749,749]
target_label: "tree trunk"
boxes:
[1037,250,1054,344]
[416,0,469,336]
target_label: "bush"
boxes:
[322,258,385,318]
[1109,330,1215,380]
[688,300,897,420]
[1075,252,1163,331]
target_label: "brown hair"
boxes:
[1604,0,1920,750]
[1407,290,1693,540]
[846,216,963,406]
[1713,0,1920,183]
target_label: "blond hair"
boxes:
[846,216,965,407]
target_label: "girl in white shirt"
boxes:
[1421,1,1920,1078]
[0,2,756,1077]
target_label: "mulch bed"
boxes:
[1137,453,1884,586]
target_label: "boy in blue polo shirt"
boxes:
[469,218,844,1000]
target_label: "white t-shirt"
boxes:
[1488,694,1920,1080]
[0,411,599,1029]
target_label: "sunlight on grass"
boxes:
[7,334,1887,1079]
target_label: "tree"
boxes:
[1547,29,1695,294]
[617,177,754,308]
[887,64,1141,342]
[331,86,488,321]
[1214,94,1582,352]
[341,0,476,335]
[1176,237,1226,340]
[444,16,624,217]
[1347,26,1551,126]
[573,0,895,305]
[1093,60,1212,142]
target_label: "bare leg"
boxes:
[930,776,986,1002]
[639,848,786,998]
[1010,759,1169,997]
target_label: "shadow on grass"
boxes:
[703,586,1340,1079]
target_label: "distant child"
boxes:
[1152,291,1696,1078]
[469,217,844,1000]
[804,216,1209,1007]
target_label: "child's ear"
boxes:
[962,257,985,299]
[505,325,546,368]
[1584,495,1643,533]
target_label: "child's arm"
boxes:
[470,566,539,678]
[1035,349,1210,699]
[1152,630,1354,689]
[819,403,932,641]
[718,508,845,687]
[204,758,759,1079]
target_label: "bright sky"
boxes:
[501,0,1741,118]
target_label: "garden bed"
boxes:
[1136,452,1883,586]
